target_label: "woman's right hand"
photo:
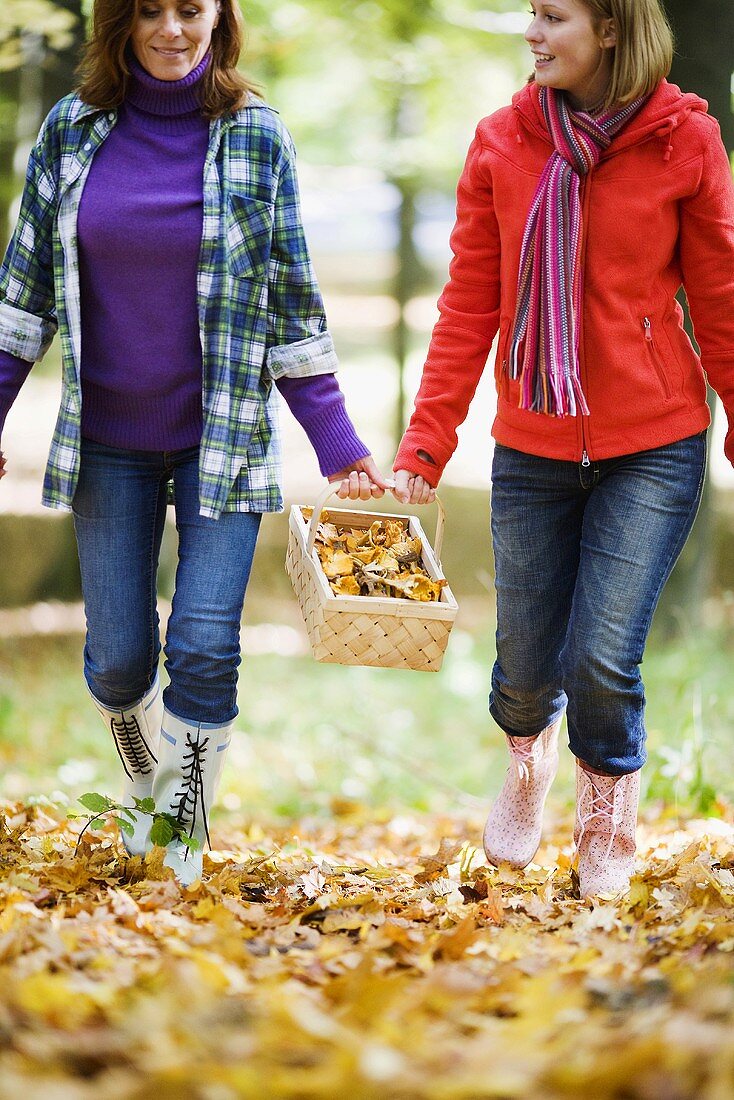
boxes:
[0,450,6,481]
[392,469,436,505]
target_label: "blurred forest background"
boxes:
[0,0,733,818]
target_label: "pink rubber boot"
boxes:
[483,721,561,869]
[574,761,640,899]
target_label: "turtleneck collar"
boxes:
[126,51,210,120]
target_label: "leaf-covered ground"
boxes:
[0,800,733,1099]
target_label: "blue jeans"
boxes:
[72,440,261,724]
[489,434,707,774]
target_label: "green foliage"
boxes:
[149,814,175,847]
[0,0,78,72]
[114,812,134,837]
[642,626,734,815]
[2,626,732,822]
[72,791,201,852]
[77,791,113,814]
[239,0,527,183]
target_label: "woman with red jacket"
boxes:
[392,0,734,899]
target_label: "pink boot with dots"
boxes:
[483,720,561,869]
[574,761,640,900]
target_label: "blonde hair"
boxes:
[581,0,673,107]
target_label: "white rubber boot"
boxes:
[151,709,232,886]
[574,761,640,900]
[483,720,561,869]
[90,675,162,856]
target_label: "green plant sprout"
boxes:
[70,793,200,855]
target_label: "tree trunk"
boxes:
[391,177,421,445]
[388,90,430,447]
[0,1,83,250]
[0,69,20,251]
[41,0,85,115]
[665,0,734,152]
[655,0,734,635]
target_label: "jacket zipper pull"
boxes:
[581,450,590,468]
[643,317,653,342]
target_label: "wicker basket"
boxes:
[286,484,458,672]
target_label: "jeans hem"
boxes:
[161,697,239,728]
[489,701,566,740]
[570,745,647,776]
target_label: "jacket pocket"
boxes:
[642,316,671,399]
[226,194,274,279]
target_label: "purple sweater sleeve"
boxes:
[275,373,370,476]
[0,350,34,438]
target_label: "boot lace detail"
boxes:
[576,775,620,863]
[171,733,212,859]
[507,735,540,785]
[109,715,157,780]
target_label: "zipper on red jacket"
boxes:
[642,316,672,397]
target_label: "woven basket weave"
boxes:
[286,485,457,672]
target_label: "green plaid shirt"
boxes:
[0,94,338,517]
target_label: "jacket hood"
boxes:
[512,79,708,160]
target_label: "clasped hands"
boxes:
[1,447,437,505]
[328,457,436,506]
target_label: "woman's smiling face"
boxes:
[525,0,616,110]
[130,0,220,81]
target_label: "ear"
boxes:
[599,18,616,49]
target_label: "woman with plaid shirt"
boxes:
[0,0,386,883]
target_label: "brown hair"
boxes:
[580,0,674,108]
[77,0,259,118]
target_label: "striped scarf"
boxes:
[509,87,645,417]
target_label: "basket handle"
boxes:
[305,479,446,567]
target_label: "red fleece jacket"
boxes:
[395,81,734,484]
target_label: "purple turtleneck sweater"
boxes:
[78,54,209,449]
[0,56,368,476]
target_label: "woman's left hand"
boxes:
[328,456,389,500]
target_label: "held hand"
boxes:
[0,450,6,482]
[392,469,436,506]
[328,455,389,500]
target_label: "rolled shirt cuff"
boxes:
[0,302,56,361]
[266,330,339,380]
